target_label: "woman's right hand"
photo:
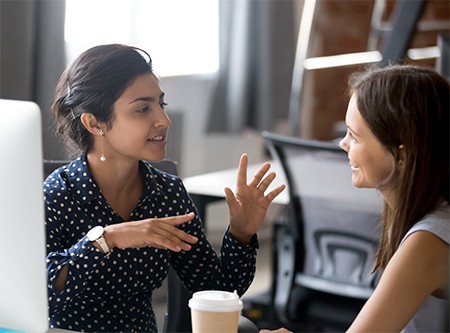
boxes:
[104,212,198,252]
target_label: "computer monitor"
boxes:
[0,99,48,332]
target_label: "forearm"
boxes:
[54,265,69,291]
[47,236,108,314]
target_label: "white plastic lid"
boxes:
[188,290,243,312]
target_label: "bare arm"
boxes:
[347,231,449,332]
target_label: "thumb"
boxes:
[224,187,239,215]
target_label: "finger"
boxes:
[152,234,191,252]
[236,153,248,187]
[155,213,198,245]
[170,226,199,245]
[255,172,276,192]
[163,212,196,226]
[153,225,198,251]
[265,184,286,202]
[166,218,199,243]
[224,187,239,215]
[249,162,271,188]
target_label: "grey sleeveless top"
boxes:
[400,204,449,333]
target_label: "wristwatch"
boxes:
[87,226,110,254]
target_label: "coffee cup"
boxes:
[188,290,243,333]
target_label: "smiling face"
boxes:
[101,72,171,162]
[339,93,396,191]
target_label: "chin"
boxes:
[351,176,365,189]
[143,152,166,162]
[352,181,363,189]
[143,149,167,162]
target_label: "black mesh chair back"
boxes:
[262,131,383,332]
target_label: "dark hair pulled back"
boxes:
[51,44,153,155]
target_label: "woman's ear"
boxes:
[397,144,406,169]
[80,113,104,135]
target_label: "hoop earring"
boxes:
[98,129,106,162]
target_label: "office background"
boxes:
[1,0,448,178]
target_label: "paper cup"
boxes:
[189,290,243,333]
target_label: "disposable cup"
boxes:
[188,290,243,333]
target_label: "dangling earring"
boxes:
[98,129,106,162]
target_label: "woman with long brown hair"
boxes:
[263,64,449,333]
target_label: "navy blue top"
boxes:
[44,155,258,332]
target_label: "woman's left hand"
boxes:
[225,153,286,244]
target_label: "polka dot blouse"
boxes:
[44,155,258,332]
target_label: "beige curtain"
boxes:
[207,0,297,133]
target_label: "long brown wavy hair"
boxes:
[348,65,449,270]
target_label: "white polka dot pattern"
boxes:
[44,155,258,332]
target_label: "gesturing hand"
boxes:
[104,212,198,252]
[224,154,285,244]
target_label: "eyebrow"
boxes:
[127,92,165,105]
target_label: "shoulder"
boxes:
[43,161,74,194]
[399,205,449,269]
[394,205,449,290]
[402,204,450,245]
[43,156,92,202]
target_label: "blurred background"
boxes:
[1,0,448,178]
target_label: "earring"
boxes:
[98,129,106,162]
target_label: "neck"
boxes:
[379,187,396,209]
[88,153,143,220]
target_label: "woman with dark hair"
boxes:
[262,64,449,333]
[45,44,285,332]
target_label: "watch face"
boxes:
[87,226,103,241]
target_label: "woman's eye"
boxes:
[346,130,357,142]
[137,106,150,113]
[160,102,168,109]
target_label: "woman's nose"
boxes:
[338,136,348,152]
[156,108,171,127]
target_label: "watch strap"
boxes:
[95,236,110,254]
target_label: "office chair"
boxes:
[261,132,383,332]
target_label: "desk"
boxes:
[183,161,289,223]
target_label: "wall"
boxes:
[299,0,450,140]
[160,74,268,178]
[156,0,450,172]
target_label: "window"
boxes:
[65,0,219,77]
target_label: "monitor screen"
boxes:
[0,99,49,332]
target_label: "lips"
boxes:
[149,135,165,142]
[350,162,360,171]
